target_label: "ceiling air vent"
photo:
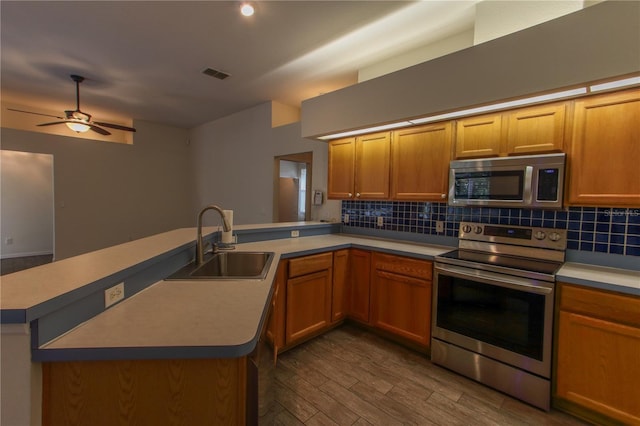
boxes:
[202,68,231,80]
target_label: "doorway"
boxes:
[0,150,55,274]
[274,152,312,222]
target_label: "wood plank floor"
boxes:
[262,325,589,425]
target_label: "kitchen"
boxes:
[1,1,639,425]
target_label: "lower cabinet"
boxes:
[347,249,372,324]
[285,252,333,345]
[332,249,349,322]
[555,283,640,425]
[370,253,433,348]
[268,248,435,355]
[43,357,251,425]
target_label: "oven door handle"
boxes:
[435,264,553,295]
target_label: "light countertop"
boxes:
[31,233,450,360]
[3,224,638,362]
[557,262,640,295]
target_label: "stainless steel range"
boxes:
[432,222,566,411]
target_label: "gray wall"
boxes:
[301,0,640,138]
[0,121,193,259]
[189,101,340,226]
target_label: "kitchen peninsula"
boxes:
[1,222,638,425]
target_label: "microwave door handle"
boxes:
[523,166,533,204]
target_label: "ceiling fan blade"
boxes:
[37,120,111,136]
[8,108,65,120]
[88,124,111,136]
[36,121,68,127]
[93,121,136,132]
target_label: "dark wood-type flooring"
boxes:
[1,254,53,275]
[262,325,589,425]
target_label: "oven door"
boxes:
[432,263,554,378]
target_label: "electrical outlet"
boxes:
[5,237,13,245]
[436,221,444,233]
[344,213,349,224]
[377,216,384,227]
[291,230,300,238]
[104,282,125,308]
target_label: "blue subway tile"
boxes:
[580,241,594,251]
[611,224,627,234]
[581,222,595,232]
[595,243,609,253]
[626,235,640,246]
[609,245,624,255]
[625,246,640,256]
[567,241,579,250]
[610,234,625,244]
[581,232,594,242]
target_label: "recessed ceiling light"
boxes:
[240,3,254,17]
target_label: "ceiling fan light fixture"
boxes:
[66,121,91,133]
[240,2,254,17]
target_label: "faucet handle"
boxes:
[214,242,236,251]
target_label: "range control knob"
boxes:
[461,224,472,233]
[534,231,546,240]
[474,226,483,234]
[549,232,562,242]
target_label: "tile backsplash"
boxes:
[341,201,640,257]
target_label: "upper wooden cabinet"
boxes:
[566,89,640,206]
[327,137,355,199]
[391,122,453,201]
[455,113,504,158]
[455,102,568,159]
[328,132,391,200]
[355,132,391,199]
[506,102,568,154]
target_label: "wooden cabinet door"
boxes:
[327,137,355,199]
[506,102,567,154]
[355,132,391,199]
[556,311,640,424]
[332,249,349,322]
[347,249,371,324]
[370,253,432,347]
[285,269,332,345]
[266,259,287,354]
[391,122,452,201]
[567,89,640,206]
[455,113,503,158]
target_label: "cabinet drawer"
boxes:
[373,253,432,280]
[288,252,333,278]
[559,283,640,327]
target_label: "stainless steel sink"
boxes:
[167,251,275,280]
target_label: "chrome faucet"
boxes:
[196,204,231,265]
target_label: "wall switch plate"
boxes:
[291,230,300,238]
[344,214,349,224]
[105,282,125,308]
[436,221,444,233]
[377,216,384,227]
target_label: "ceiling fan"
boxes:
[8,74,136,136]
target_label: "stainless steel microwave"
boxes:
[448,153,566,209]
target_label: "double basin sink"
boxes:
[167,251,275,280]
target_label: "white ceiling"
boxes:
[1,1,479,129]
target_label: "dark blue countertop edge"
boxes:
[32,342,255,362]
